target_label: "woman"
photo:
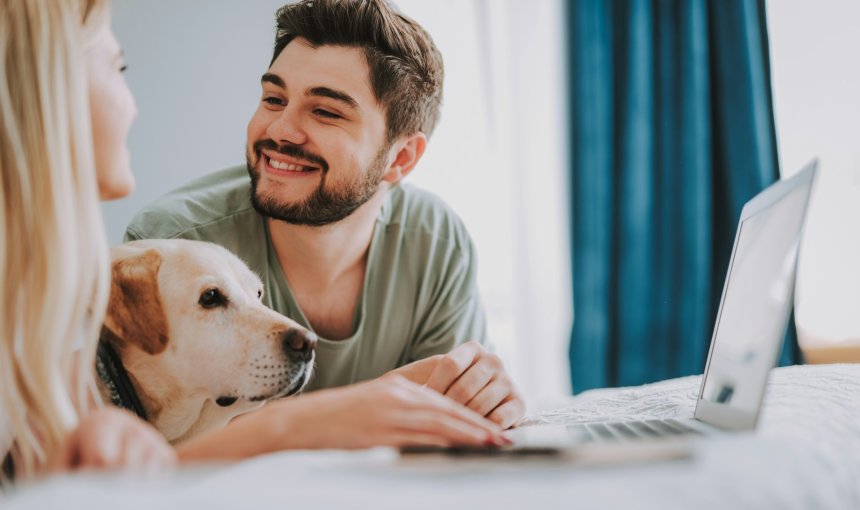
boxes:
[0,0,175,481]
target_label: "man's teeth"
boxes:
[269,158,312,172]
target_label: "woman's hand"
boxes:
[49,407,176,473]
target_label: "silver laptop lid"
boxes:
[694,160,818,431]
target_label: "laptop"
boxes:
[403,160,818,456]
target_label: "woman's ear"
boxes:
[382,132,427,184]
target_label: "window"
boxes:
[767,0,860,359]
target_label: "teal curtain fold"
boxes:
[566,0,797,393]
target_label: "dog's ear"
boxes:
[103,249,169,355]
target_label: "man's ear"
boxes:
[382,132,427,184]
[101,249,169,355]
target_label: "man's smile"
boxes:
[262,151,322,177]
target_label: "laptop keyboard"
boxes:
[568,419,705,443]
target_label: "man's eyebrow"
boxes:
[261,73,286,88]
[260,75,359,111]
[307,86,359,110]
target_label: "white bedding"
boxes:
[6,364,860,509]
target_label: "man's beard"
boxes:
[247,139,389,227]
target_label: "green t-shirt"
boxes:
[125,166,486,391]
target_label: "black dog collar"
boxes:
[96,341,149,421]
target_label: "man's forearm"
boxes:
[175,400,301,461]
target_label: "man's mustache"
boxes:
[253,139,329,173]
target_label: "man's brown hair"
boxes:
[271,0,444,142]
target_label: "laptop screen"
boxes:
[699,167,815,422]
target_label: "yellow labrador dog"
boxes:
[97,239,316,443]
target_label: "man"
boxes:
[128,0,524,453]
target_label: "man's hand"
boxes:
[391,343,526,428]
[247,374,510,452]
[419,342,525,429]
[177,375,509,460]
[49,408,177,473]
[388,354,443,385]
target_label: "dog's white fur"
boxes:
[100,239,315,443]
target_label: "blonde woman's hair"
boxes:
[0,0,111,480]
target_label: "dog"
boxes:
[97,239,316,443]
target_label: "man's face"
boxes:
[246,38,391,226]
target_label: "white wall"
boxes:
[104,0,286,242]
[397,0,572,397]
[107,1,572,398]
[767,0,860,351]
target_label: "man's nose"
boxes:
[267,107,308,146]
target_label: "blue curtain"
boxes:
[566,0,799,393]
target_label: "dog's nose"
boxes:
[282,328,317,362]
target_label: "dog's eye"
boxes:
[199,288,226,309]
[257,289,263,300]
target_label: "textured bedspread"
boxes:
[6,364,860,509]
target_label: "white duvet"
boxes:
[6,364,860,510]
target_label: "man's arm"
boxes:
[395,240,525,429]
[176,375,508,461]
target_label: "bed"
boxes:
[6,364,859,509]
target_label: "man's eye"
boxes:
[263,97,285,107]
[314,109,342,119]
[199,288,227,309]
